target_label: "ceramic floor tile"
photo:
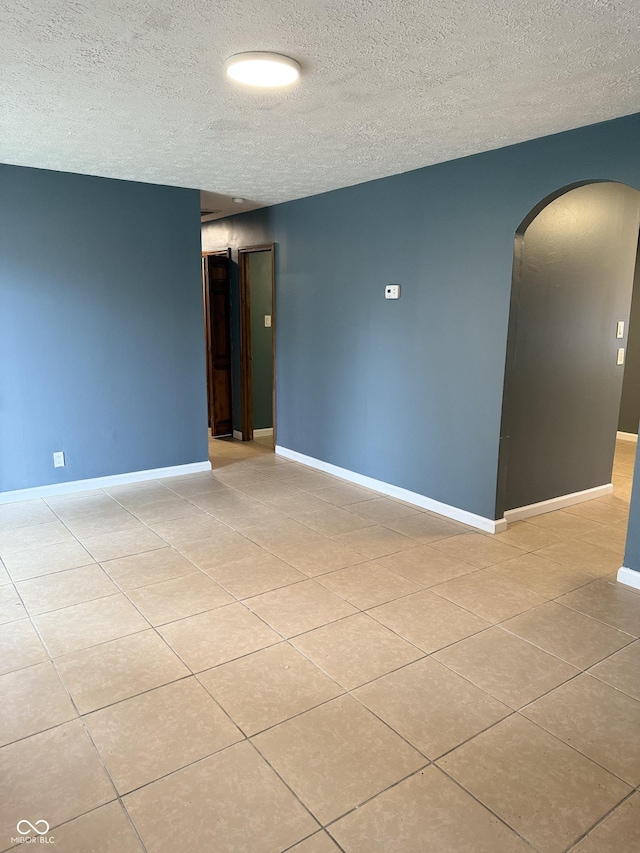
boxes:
[199,642,342,735]
[0,720,116,851]
[46,492,120,519]
[275,540,366,576]
[332,525,418,558]
[316,561,421,609]
[522,674,640,786]
[434,626,579,708]
[0,661,77,747]
[245,580,357,638]
[313,483,374,506]
[354,657,511,759]
[0,619,48,675]
[204,552,306,598]
[431,569,546,623]
[64,510,144,540]
[158,602,281,672]
[294,506,375,537]
[534,538,623,576]
[556,580,640,636]
[0,500,57,531]
[502,601,634,669]
[211,502,286,530]
[0,562,8,586]
[243,519,325,550]
[487,552,593,598]
[375,545,478,586]
[277,470,338,492]
[150,512,229,546]
[267,492,346,520]
[126,497,201,525]
[47,801,144,853]
[368,589,490,653]
[438,715,631,853]
[569,792,640,853]
[100,547,199,589]
[1,540,95,582]
[56,629,189,713]
[178,532,264,569]
[288,831,341,853]
[526,510,606,538]
[16,564,118,615]
[330,765,535,853]
[80,528,167,562]
[33,593,149,657]
[384,512,468,543]
[0,586,26,624]
[85,677,242,794]
[563,499,629,525]
[345,497,421,523]
[490,521,563,551]
[253,695,426,825]
[292,613,423,690]
[125,571,233,626]
[430,533,525,568]
[123,741,317,853]
[578,523,628,555]
[588,640,640,699]
[0,521,74,556]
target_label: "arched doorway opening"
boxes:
[496,181,640,522]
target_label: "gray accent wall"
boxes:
[1,164,208,493]
[499,183,640,512]
[249,251,273,431]
[202,112,640,529]
[618,243,640,435]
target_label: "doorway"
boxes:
[496,181,640,521]
[202,251,233,438]
[238,245,276,444]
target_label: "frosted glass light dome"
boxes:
[225,52,300,88]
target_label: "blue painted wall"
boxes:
[202,113,640,528]
[0,164,208,492]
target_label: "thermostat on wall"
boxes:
[385,284,401,299]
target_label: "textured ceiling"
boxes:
[1,1,639,216]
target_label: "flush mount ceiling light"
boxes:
[224,52,300,88]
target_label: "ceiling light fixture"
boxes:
[232,197,245,204]
[224,52,300,88]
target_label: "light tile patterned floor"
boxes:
[0,436,639,852]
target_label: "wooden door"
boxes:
[203,253,233,437]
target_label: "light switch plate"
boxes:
[264,315,272,327]
[616,320,625,339]
[617,348,625,366]
[385,284,401,299]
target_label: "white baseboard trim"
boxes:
[0,461,212,505]
[503,483,614,523]
[253,428,274,438]
[617,431,638,443]
[617,566,640,591]
[233,430,243,441]
[275,445,506,534]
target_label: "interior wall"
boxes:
[0,163,208,492]
[499,183,640,513]
[618,241,640,435]
[249,251,273,431]
[202,112,640,523]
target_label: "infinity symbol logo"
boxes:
[16,820,50,835]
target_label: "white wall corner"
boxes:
[275,445,505,534]
[617,566,640,591]
[0,461,212,505]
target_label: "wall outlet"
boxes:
[53,451,65,468]
[385,284,401,299]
